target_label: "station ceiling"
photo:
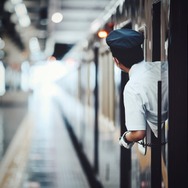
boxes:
[0,0,111,61]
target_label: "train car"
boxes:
[57,0,187,188]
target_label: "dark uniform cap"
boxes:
[106,28,144,50]
[106,28,144,67]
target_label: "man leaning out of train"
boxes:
[106,28,168,149]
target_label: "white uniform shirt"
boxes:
[123,61,168,137]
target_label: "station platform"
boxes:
[0,88,90,188]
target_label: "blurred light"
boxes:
[21,61,30,91]
[11,0,22,4]
[29,60,67,90]
[51,12,63,23]
[97,30,108,38]
[0,61,5,96]
[0,38,5,50]
[21,60,30,71]
[15,3,27,17]
[29,37,41,53]
[18,15,31,27]
[4,1,14,13]
[14,3,31,27]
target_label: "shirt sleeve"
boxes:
[123,84,146,131]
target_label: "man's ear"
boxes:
[113,57,120,65]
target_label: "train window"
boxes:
[98,47,115,128]
[144,0,153,62]
[161,0,169,61]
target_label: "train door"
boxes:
[119,1,169,188]
[151,2,169,188]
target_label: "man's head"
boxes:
[106,28,144,68]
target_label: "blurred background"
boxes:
[0,0,113,188]
[0,0,110,84]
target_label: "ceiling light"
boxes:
[11,0,22,4]
[51,12,63,23]
[15,3,27,17]
[18,15,30,27]
[97,30,108,38]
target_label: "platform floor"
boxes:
[0,87,90,188]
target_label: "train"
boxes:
[56,0,187,188]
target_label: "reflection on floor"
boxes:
[0,85,90,188]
